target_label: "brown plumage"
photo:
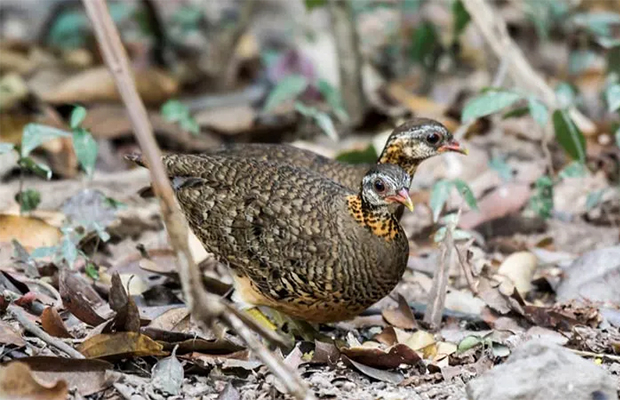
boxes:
[129,153,414,322]
[202,118,466,191]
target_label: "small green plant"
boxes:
[430,178,478,222]
[161,100,199,135]
[0,106,98,213]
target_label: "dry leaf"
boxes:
[11,357,115,396]
[382,294,417,330]
[147,307,190,331]
[108,272,141,332]
[0,215,61,250]
[342,355,403,384]
[0,320,26,347]
[59,269,111,326]
[151,346,183,396]
[40,307,72,339]
[41,66,178,106]
[459,183,532,230]
[78,332,166,359]
[0,362,67,400]
[340,343,421,369]
[195,105,255,135]
[497,251,538,295]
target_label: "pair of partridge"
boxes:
[130,118,466,323]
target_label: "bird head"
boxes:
[361,165,414,212]
[378,118,467,176]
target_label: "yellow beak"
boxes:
[388,188,414,212]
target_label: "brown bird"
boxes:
[202,118,466,191]
[129,153,414,323]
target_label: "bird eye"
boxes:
[374,179,386,193]
[426,132,442,145]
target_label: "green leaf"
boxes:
[529,175,554,219]
[502,106,530,120]
[572,12,620,38]
[433,226,447,243]
[527,97,549,127]
[15,189,41,212]
[304,0,327,11]
[457,335,484,353]
[586,189,605,211]
[72,128,98,177]
[615,126,620,147]
[0,143,14,154]
[492,343,511,358]
[462,90,522,122]
[488,156,513,181]
[555,82,576,108]
[31,246,58,259]
[21,124,70,157]
[430,179,452,222]
[85,263,99,280]
[19,157,52,180]
[410,21,439,69]
[317,79,348,123]
[70,106,87,129]
[180,117,200,135]
[264,75,308,112]
[558,161,587,179]
[605,84,620,113]
[452,0,470,38]
[294,102,339,141]
[452,179,478,210]
[569,50,597,75]
[336,144,378,164]
[161,100,188,122]
[61,236,78,267]
[553,110,586,162]
[452,229,473,241]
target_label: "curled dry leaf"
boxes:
[342,355,404,384]
[496,251,538,295]
[40,307,73,339]
[59,269,111,326]
[108,272,141,332]
[382,294,417,330]
[0,362,67,400]
[340,343,421,370]
[0,215,61,250]
[78,332,166,359]
[10,356,115,397]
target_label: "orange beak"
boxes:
[387,188,414,212]
[438,139,468,155]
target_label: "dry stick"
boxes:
[8,304,85,359]
[423,228,455,330]
[460,0,596,136]
[81,2,311,399]
[569,349,620,363]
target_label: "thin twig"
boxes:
[460,0,596,135]
[568,348,620,363]
[8,304,85,359]
[423,228,454,330]
[223,302,292,350]
[453,243,477,295]
[81,2,311,399]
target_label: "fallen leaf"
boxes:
[151,346,183,396]
[11,357,115,396]
[166,338,245,355]
[382,294,417,330]
[40,66,178,106]
[311,340,340,365]
[497,251,538,295]
[40,307,72,339]
[459,183,532,230]
[341,343,422,369]
[0,362,67,400]
[147,307,190,331]
[59,269,111,326]
[342,355,403,384]
[405,330,436,353]
[78,332,166,359]
[0,320,26,347]
[374,326,398,346]
[216,382,240,400]
[0,215,61,250]
[387,82,448,118]
[195,105,256,135]
[108,272,140,332]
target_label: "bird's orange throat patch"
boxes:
[347,195,401,241]
[378,143,419,177]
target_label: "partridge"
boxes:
[129,153,414,322]
[202,118,466,190]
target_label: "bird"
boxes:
[201,118,466,191]
[128,153,414,323]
